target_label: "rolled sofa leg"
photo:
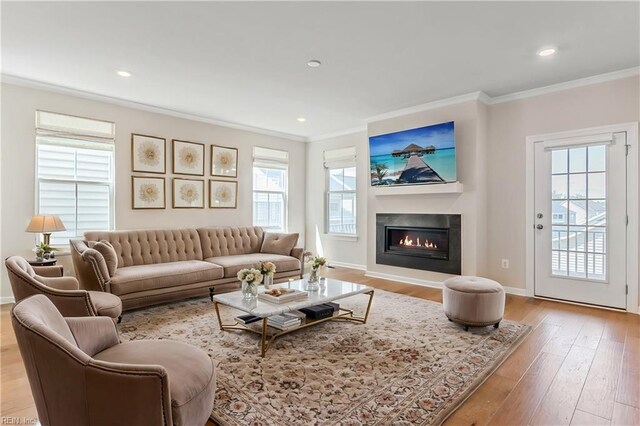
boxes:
[209,287,215,302]
[464,325,469,332]
[494,322,500,329]
[117,316,122,324]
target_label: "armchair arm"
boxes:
[70,239,111,293]
[66,317,120,357]
[36,275,79,291]
[41,290,98,317]
[33,265,64,277]
[85,360,172,426]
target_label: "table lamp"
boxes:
[26,215,66,246]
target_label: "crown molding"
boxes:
[364,91,489,124]
[307,125,367,142]
[488,66,640,105]
[0,74,307,142]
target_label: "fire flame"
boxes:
[399,235,437,249]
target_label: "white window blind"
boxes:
[253,147,289,231]
[324,147,357,235]
[36,111,115,246]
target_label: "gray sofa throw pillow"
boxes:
[260,233,299,256]
[88,240,118,277]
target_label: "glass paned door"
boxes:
[550,145,607,280]
[534,132,627,309]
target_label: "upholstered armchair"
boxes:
[11,295,216,426]
[5,256,122,321]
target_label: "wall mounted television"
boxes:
[369,121,456,187]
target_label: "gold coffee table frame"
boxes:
[213,290,374,357]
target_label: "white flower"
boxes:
[214,150,235,173]
[138,141,160,166]
[139,183,159,202]
[178,146,199,169]
[179,183,199,203]
[214,185,233,203]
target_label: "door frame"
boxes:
[525,122,639,313]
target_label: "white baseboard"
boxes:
[364,270,443,289]
[329,261,367,271]
[1,296,15,305]
[364,270,528,296]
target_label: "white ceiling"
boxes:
[2,2,639,140]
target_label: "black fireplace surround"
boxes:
[376,213,461,274]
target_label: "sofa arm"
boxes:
[70,239,111,293]
[290,247,305,263]
[66,316,120,357]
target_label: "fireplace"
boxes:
[376,214,461,274]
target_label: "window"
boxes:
[36,111,115,246]
[253,147,288,231]
[324,147,357,235]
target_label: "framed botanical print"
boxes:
[173,178,205,209]
[132,176,165,209]
[209,180,237,209]
[211,145,238,178]
[172,139,205,176]
[132,134,166,174]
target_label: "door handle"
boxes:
[536,224,544,230]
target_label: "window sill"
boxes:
[324,233,359,242]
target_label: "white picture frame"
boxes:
[132,176,165,209]
[211,145,238,178]
[209,180,238,209]
[173,178,205,209]
[132,134,166,174]
[172,139,205,176]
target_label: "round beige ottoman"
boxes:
[442,276,505,331]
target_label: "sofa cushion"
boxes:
[89,240,118,276]
[205,253,300,278]
[260,232,299,256]
[109,261,223,296]
[94,340,216,426]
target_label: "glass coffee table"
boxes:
[212,278,375,357]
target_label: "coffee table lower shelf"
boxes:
[213,290,374,357]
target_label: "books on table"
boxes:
[258,288,308,304]
[235,314,262,325]
[267,313,302,330]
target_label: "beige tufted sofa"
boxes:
[70,227,304,310]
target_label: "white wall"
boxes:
[366,100,488,282]
[0,83,307,301]
[486,75,640,288]
[305,131,368,268]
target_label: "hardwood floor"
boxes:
[2,267,639,425]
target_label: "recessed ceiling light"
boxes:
[116,70,132,77]
[297,117,307,122]
[537,48,556,57]
[307,60,321,68]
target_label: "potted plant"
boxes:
[237,268,263,300]
[34,242,57,261]
[258,261,276,289]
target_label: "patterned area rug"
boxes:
[119,290,530,426]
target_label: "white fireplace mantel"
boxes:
[370,182,463,196]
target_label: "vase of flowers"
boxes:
[237,268,263,300]
[258,261,276,289]
[305,255,327,291]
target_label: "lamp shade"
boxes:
[25,215,66,233]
